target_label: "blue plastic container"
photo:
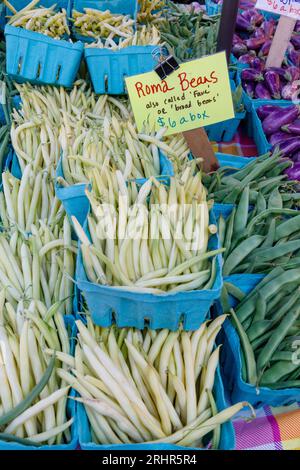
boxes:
[85,45,159,95]
[215,281,300,408]
[55,150,173,229]
[76,210,223,331]
[248,99,296,155]
[204,80,246,142]
[0,315,79,450]
[5,24,84,87]
[73,0,137,16]
[205,0,222,16]
[78,366,235,450]
[223,273,265,308]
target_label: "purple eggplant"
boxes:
[246,36,266,50]
[285,65,300,82]
[282,119,300,134]
[264,70,281,99]
[262,19,276,38]
[241,68,264,82]
[238,52,256,64]
[281,82,300,101]
[236,14,254,32]
[247,9,264,26]
[269,131,295,146]
[273,137,300,157]
[258,39,272,57]
[287,46,300,67]
[291,34,300,50]
[243,81,255,98]
[232,43,248,57]
[233,34,244,45]
[253,28,265,39]
[266,67,289,80]
[292,151,300,162]
[285,162,300,180]
[255,83,271,99]
[295,21,300,33]
[262,106,300,135]
[250,57,264,71]
[257,104,281,120]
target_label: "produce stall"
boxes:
[0,0,299,456]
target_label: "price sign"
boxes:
[125,51,234,136]
[256,0,300,20]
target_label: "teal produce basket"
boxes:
[55,150,174,229]
[204,80,246,142]
[215,282,300,408]
[78,366,235,450]
[5,24,84,87]
[248,100,297,155]
[205,0,222,16]
[0,315,79,450]
[85,45,159,95]
[76,211,223,331]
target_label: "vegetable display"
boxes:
[86,25,162,49]
[222,268,300,389]
[73,173,222,293]
[56,317,251,447]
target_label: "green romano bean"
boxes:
[256,307,300,374]
[230,309,257,385]
[247,320,273,343]
[256,192,267,213]
[260,218,276,248]
[223,235,265,276]
[274,214,300,242]
[251,293,266,324]
[251,330,273,351]
[261,381,300,390]
[246,209,299,236]
[247,240,300,264]
[0,354,55,427]
[218,215,226,249]
[237,268,300,323]
[0,433,41,447]
[223,208,236,260]
[224,282,246,302]
[268,187,283,209]
[266,289,300,323]
[233,186,249,237]
[260,361,300,385]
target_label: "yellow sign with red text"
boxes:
[125,51,234,136]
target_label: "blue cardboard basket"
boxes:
[76,210,223,331]
[223,273,265,308]
[249,99,296,155]
[5,0,71,16]
[0,315,79,450]
[73,0,137,16]
[5,24,84,87]
[215,281,300,408]
[205,0,222,16]
[55,150,173,229]
[78,366,235,450]
[85,45,159,95]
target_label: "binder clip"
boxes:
[152,48,180,80]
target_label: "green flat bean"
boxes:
[231,309,257,385]
[251,292,267,324]
[223,235,265,276]
[0,354,55,427]
[247,320,273,343]
[224,282,246,302]
[261,381,300,390]
[247,240,300,264]
[260,361,299,385]
[223,207,236,262]
[0,433,41,447]
[256,307,300,374]
[274,214,300,241]
[233,185,249,237]
[268,187,282,209]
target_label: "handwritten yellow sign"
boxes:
[125,51,234,136]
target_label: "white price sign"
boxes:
[256,0,300,20]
